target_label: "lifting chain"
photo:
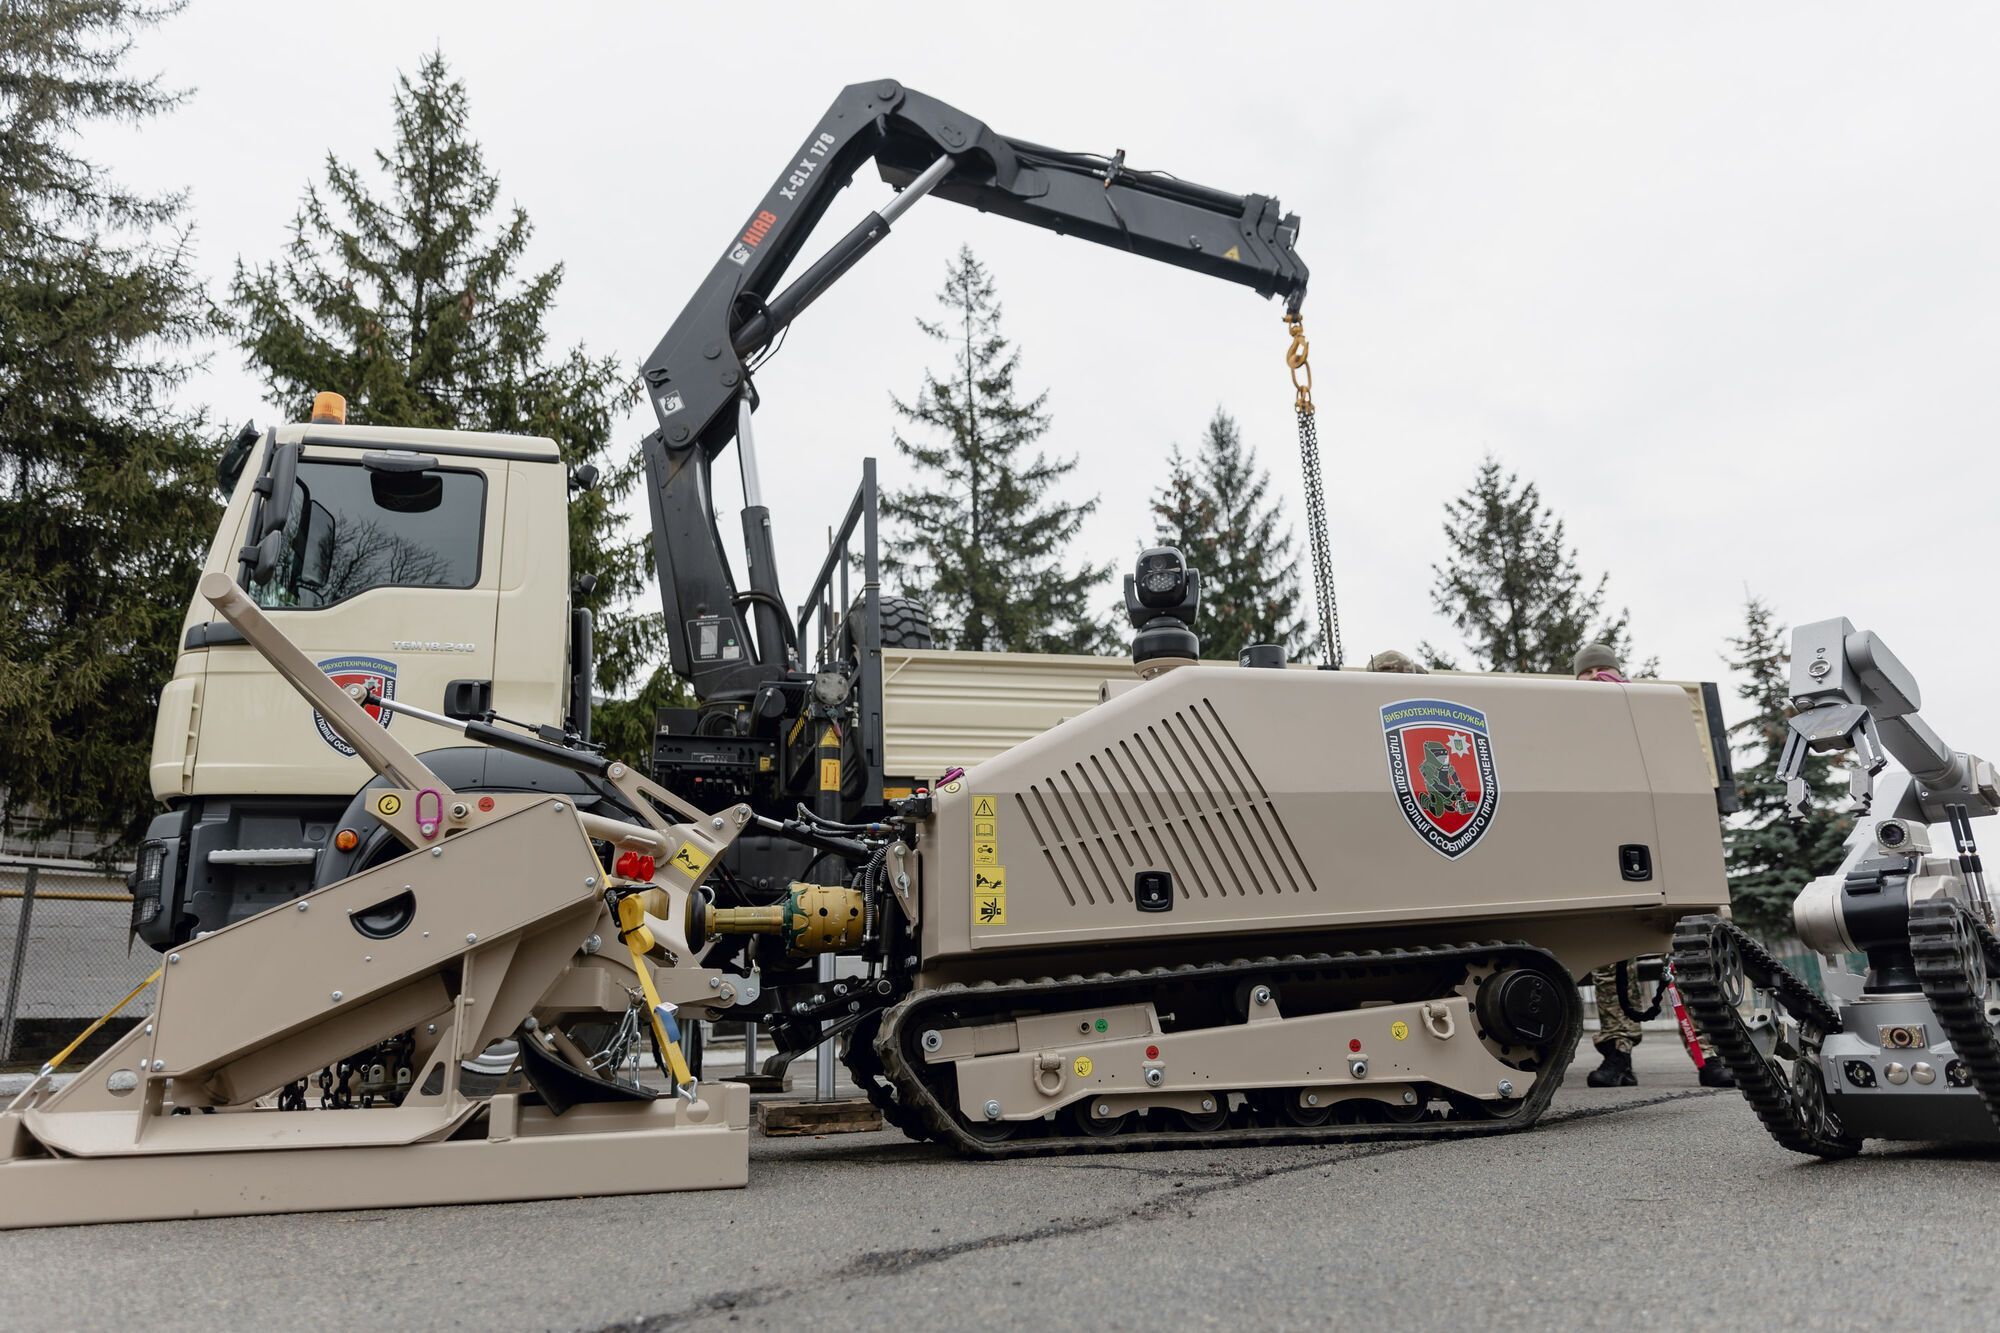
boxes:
[1286,314,1342,668]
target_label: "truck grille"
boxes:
[1013,698,1318,907]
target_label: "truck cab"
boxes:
[132,414,578,948]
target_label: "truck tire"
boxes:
[878,596,934,650]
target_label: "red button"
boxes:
[1146,1045,1160,1061]
[1348,1038,1363,1053]
[477,795,494,812]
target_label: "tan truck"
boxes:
[132,412,587,947]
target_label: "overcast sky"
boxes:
[89,2,2000,745]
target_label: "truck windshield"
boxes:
[250,459,484,609]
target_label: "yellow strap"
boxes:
[617,898,694,1090]
[49,967,163,1072]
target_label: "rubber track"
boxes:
[1672,913,1859,1159]
[842,1014,931,1142]
[1908,898,2000,1134]
[871,942,1582,1159]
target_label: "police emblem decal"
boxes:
[1381,698,1499,859]
[312,655,397,756]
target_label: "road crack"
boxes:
[594,1087,1720,1330]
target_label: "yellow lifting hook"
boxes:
[1285,312,1313,414]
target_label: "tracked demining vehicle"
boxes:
[695,550,1737,1154]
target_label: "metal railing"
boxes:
[0,859,156,1066]
[794,456,886,812]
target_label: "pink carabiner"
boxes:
[415,787,442,841]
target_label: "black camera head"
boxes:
[1125,546,1201,673]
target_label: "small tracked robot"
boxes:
[1677,618,2000,1156]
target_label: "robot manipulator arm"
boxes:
[1783,617,2000,823]
[1779,701,1887,819]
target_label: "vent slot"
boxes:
[1018,699,1317,908]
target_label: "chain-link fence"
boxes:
[1,859,157,1067]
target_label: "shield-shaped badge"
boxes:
[313,655,397,756]
[1381,698,1500,859]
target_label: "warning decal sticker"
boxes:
[972,794,1006,927]
[669,841,712,880]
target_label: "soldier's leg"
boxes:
[1694,1028,1734,1086]
[1587,965,1641,1087]
[1595,966,1642,1053]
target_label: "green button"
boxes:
[1094,1018,1107,1033]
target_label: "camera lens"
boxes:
[1137,551,1182,595]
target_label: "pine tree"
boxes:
[0,0,223,848]
[883,246,1109,653]
[1424,455,1640,674]
[229,50,656,698]
[1723,594,1853,938]
[1149,446,1214,574]
[1158,409,1314,660]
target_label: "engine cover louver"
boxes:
[1012,697,1318,908]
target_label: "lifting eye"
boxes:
[351,889,416,940]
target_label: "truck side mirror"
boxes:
[257,441,300,540]
[247,528,286,585]
[238,439,301,586]
[216,420,258,492]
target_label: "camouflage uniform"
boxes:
[1593,966,1644,1055]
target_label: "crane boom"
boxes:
[639,78,1310,701]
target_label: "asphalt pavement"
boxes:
[4,1039,1999,1332]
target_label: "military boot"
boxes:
[1698,1061,1736,1089]
[1586,1047,1637,1088]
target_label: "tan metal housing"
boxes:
[919,665,1723,980]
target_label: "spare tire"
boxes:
[877,596,934,650]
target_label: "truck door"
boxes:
[189,448,503,797]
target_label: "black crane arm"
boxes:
[640,78,1310,701]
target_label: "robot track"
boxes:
[864,943,1581,1159]
[1673,913,1859,1158]
[1908,898,2000,1132]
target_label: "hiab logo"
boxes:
[728,210,776,266]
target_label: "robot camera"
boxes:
[1873,818,1931,856]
